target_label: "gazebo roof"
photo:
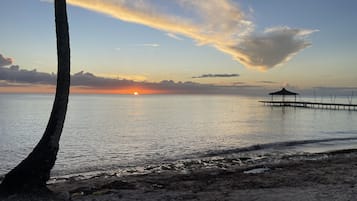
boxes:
[269,88,299,96]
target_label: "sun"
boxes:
[133,91,139,96]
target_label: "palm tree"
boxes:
[0,0,70,195]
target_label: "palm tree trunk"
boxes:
[0,0,70,195]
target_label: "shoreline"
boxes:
[41,137,357,182]
[3,149,357,201]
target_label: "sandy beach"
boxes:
[2,149,357,201]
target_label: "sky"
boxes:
[0,0,356,95]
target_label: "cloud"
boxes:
[232,81,246,85]
[258,80,278,84]
[67,0,316,70]
[231,27,318,70]
[192,73,239,78]
[0,54,13,67]
[71,71,135,88]
[135,43,160,47]
[166,33,184,41]
[0,65,56,85]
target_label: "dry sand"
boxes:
[2,149,357,201]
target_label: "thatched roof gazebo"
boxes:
[269,88,299,102]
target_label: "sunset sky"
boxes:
[0,0,356,95]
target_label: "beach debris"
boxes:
[126,169,138,173]
[152,183,165,189]
[71,191,85,197]
[160,164,176,171]
[243,167,270,174]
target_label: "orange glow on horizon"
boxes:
[0,85,56,94]
[0,86,172,94]
[70,86,170,95]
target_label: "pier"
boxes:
[260,100,357,111]
[261,88,356,111]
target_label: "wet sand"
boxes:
[3,149,357,201]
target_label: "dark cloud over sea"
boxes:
[192,74,239,79]
[0,65,262,95]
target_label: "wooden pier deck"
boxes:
[260,100,357,111]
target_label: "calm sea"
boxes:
[0,94,356,176]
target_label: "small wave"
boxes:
[203,137,357,157]
[321,130,357,135]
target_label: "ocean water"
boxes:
[0,94,356,177]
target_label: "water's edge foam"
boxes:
[1,137,356,184]
[202,137,357,157]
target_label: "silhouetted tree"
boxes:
[0,0,70,195]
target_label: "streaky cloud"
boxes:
[232,81,246,85]
[166,33,183,41]
[258,80,278,84]
[67,0,316,70]
[134,43,160,47]
[192,73,239,79]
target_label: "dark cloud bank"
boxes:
[0,64,261,95]
[2,53,353,96]
[2,64,355,96]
